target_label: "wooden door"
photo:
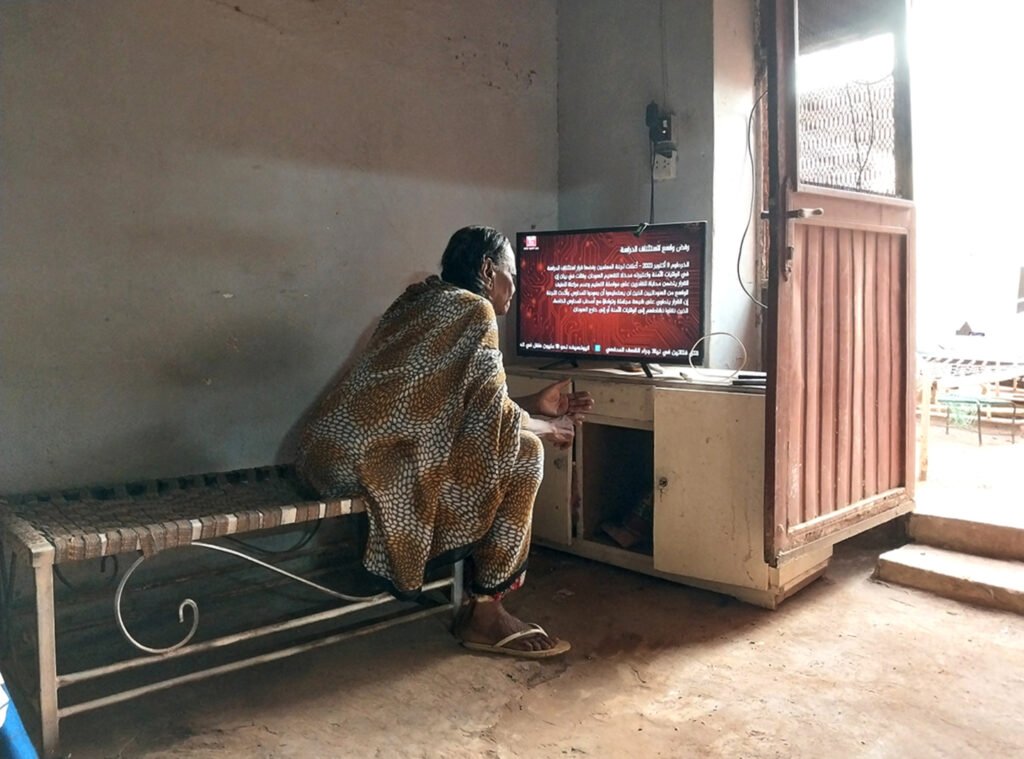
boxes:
[762,0,916,562]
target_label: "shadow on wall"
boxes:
[156,316,317,393]
[273,316,377,467]
[274,269,435,466]
[6,313,328,493]
[86,422,220,490]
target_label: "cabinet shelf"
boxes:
[578,531,652,557]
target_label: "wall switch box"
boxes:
[653,150,677,181]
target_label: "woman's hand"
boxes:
[545,414,576,450]
[522,414,577,449]
[527,378,595,419]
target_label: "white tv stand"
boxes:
[506,363,831,609]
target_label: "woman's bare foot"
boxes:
[453,597,563,653]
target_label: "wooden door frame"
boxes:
[762,0,794,565]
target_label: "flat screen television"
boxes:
[515,222,706,365]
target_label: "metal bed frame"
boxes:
[0,466,463,758]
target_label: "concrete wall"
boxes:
[0,0,558,492]
[557,0,714,229]
[557,0,759,369]
[1,0,762,493]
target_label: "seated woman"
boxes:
[296,226,593,658]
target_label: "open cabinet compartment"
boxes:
[578,421,654,556]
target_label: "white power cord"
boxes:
[682,330,748,382]
[738,91,768,310]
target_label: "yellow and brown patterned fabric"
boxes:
[296,276,543,596]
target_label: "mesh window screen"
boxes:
[798,75,896,195]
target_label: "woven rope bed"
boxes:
[0,464,461,758]
[1,465,362,564]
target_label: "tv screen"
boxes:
[516,222,706,364]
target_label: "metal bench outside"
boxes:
[937,395,1018,444]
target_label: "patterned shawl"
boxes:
[296,276,527,594]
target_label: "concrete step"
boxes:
[876,544,1024,615]
[909,512,1024,561]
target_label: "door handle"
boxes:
[780,208,824,281]
[760,208,823,220]
[786,207,824,219]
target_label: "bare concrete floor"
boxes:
[917,420,1023,527]
[60,530,1024,759]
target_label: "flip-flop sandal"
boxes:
[461,623,571,659]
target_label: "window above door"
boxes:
[792,0,911,198]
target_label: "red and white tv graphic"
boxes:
[523,235,539,250]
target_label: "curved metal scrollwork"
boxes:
[115,541,390,655]
[114,554,199,654]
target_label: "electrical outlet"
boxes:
[653,150,677,181]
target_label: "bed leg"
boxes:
[451,560,464,615]
[34,560,59,758]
